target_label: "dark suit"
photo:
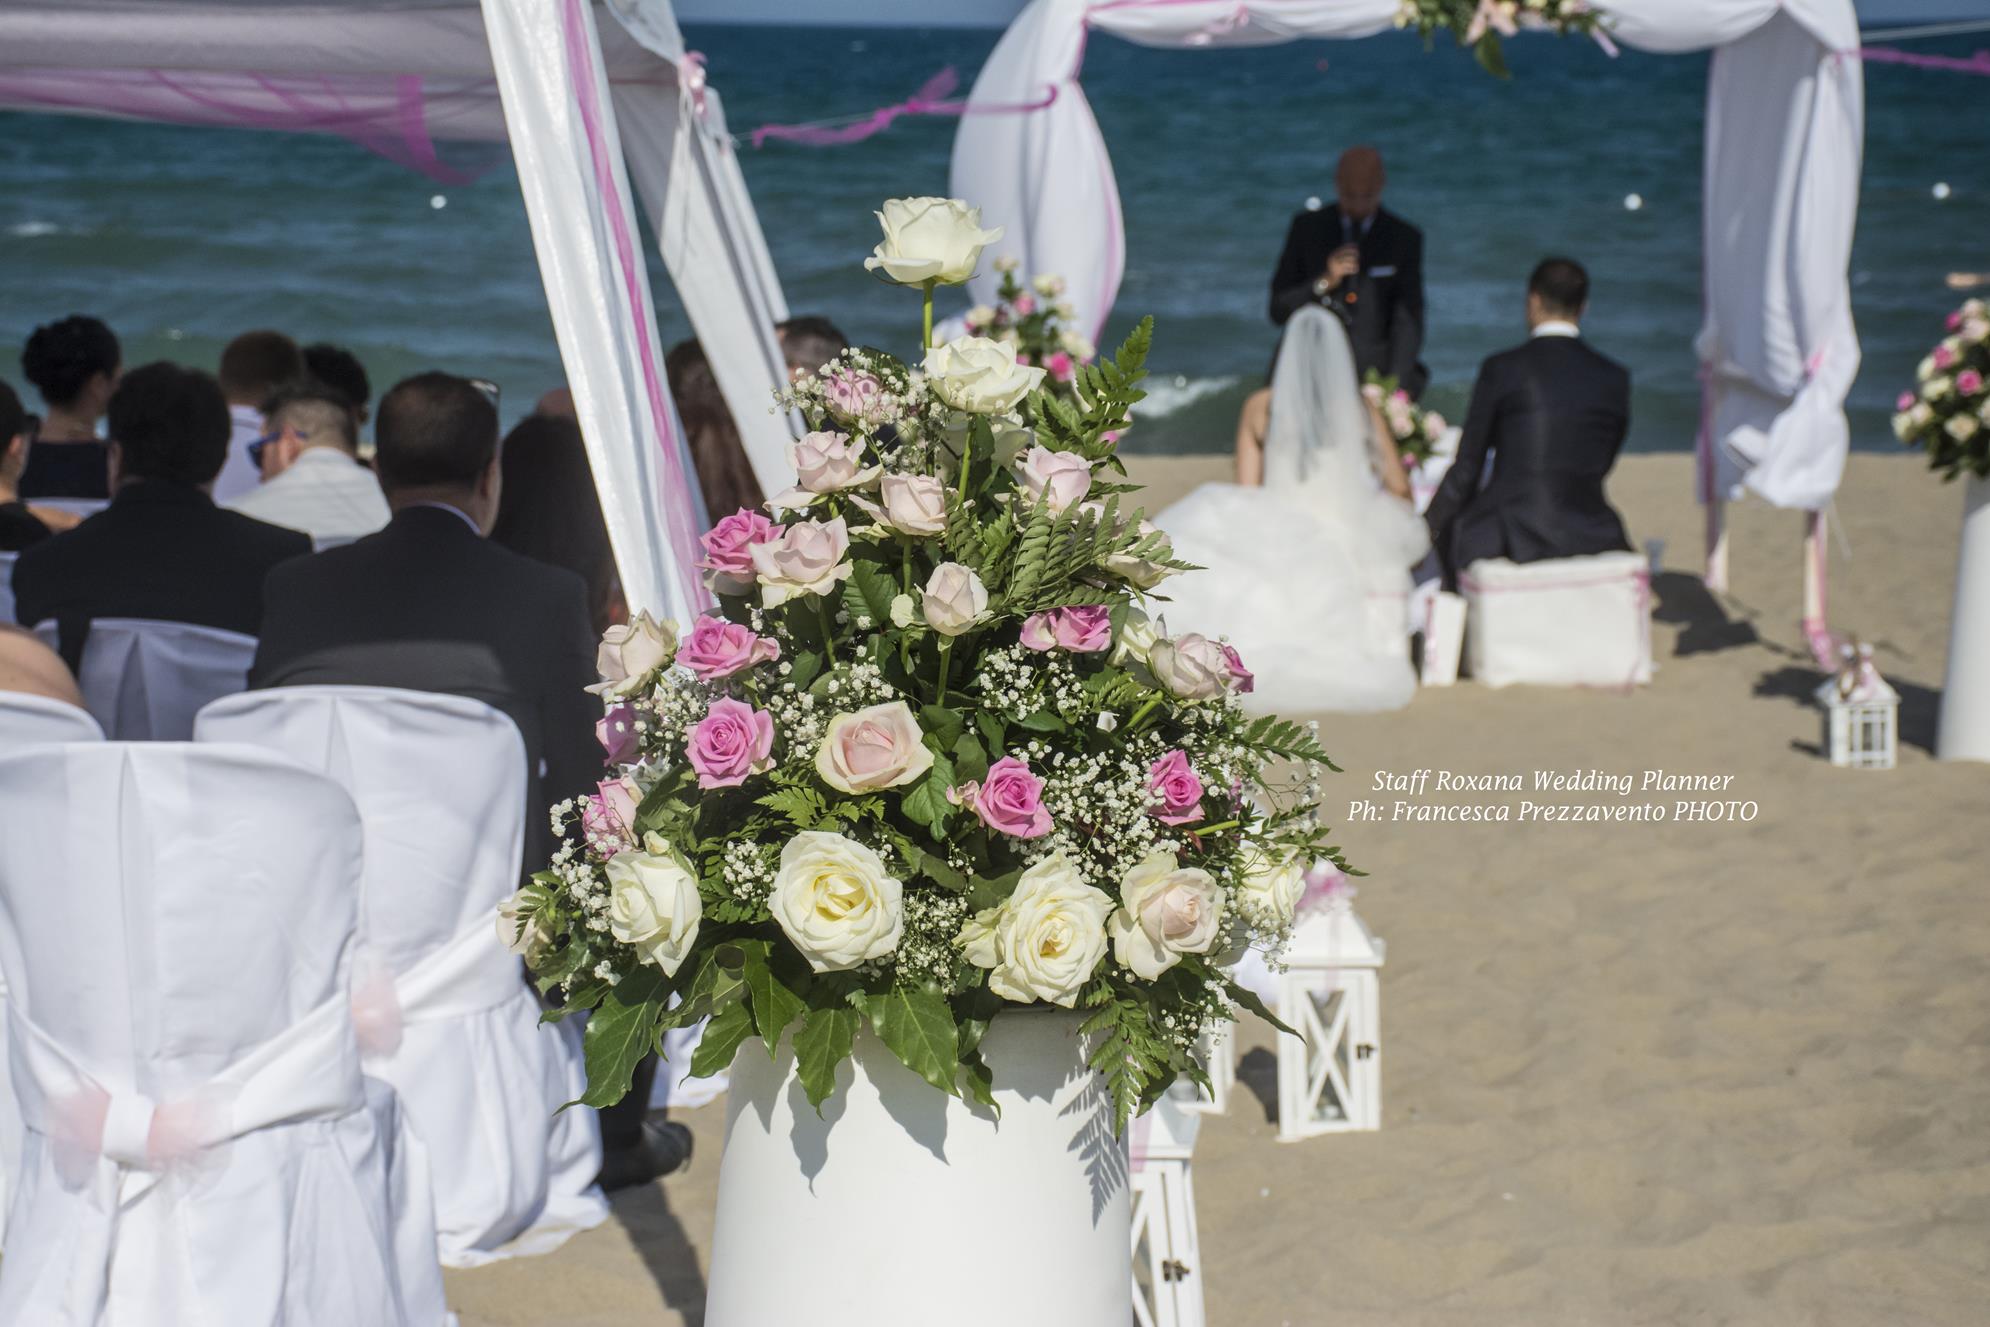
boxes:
[1269,204,1427,396]
[1423,333,1634,587]
[249,505,601,871]
[10,481,310,667]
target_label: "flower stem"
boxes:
[922,281,935,350]
[1126,696,1162,732]
[814,596,835,651]
[936,637,953,703]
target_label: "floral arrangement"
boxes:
[964,260,1097,399]
[1893,297,1990,482]
[1396,0,1607,74]
[502,196,1343,1132]
[1362,370,1448,468]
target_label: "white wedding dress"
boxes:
[1153,306,1430,714]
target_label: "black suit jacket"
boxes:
[1269,204,1427,396]
[1423,334,1634,586]
[10,481,311,666]
[250,505,602,869]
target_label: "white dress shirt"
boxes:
[227,446,391,546]
[211,402,266,505]
[1531,319,1582,339]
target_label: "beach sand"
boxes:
[445,452,1990,1326]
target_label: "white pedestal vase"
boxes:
[705,1008,1131,1327]
[1938,474,1990,763]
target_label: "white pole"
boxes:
[1938,474,1990,762]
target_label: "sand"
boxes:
[445,453,1990,1327]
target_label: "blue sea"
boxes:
[0,25,1983,455]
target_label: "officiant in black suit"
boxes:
[1269,145,1427,397]
[1423,257,1634,588]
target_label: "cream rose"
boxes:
[589,611,677,698]
[957,852,1113,1006]
[923,335,1047,415]
[1236,847,1305,927]
[750,516,853,607]
[863,196,1003,287]
[1147,632,1232,701]
[495,886,554,963]
[1111,606,1160,667]
[768,830,904,972]
[1103,518,1176,589]
[1014,445,1094,514]
[815,700,935,793]
[604,847,703,976]
[853,471,948,536]
[1109,850,1224,979]
[921,562,989,637]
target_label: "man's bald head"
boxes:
[0,625,85,709]
[1336,146,1386,222]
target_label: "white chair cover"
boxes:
[34,617,257,741]
[0,743,449,1326]
[1461,551,1653,689]
[195,686,608,1266]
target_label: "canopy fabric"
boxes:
[0,0,798,616]
[949,0,1865,512]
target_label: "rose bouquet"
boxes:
[1362,370,1447,468]
[503,197,1345,1132]
[1395,0,1606,74]
[963,260,1097,401]
[1894,297,1990,482]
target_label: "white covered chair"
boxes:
[196,685,607,1266]
[0,743,450,1326]
[0,692,103,745]
[33,616,257,740]
[1460,551,1653,690]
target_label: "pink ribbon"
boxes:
[50,1083,229,1186]
[1860,46,1990,75]
[748,67,1059,149]
[680,51,710,119]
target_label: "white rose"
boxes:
[1917,355,1938,381]
[1112,606,1160,666]
[604,848,703,977]
[1148,632,1232,701]
[957,852,1112,1006]
[1910,402,1935,429]
[965,304,998,329]
[923,335,1047,414]
[854,471,948,536]
[1109,850,1224,979]
[768,830,904,972]
[1926,376,1953,400]
[1014,445,1094,514]
[1948,413,1981,442]
[863,196,1002,287]
[1892,411,1916,442]
[921,562,989,637]
[815,700,934,794]
[1032,273,1066,298]
[1236,848,1305,927]
[589,611,678,698]
[495,886,554,964]
[993,254,1021,275]
[1058,328,1095,361]
[770,431,879,510]
[750,516,853,608]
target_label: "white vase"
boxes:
[704,1008,1131,1327]
[1938,473,1990,763]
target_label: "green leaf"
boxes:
[966,865,1022,913]
[1224,978,1298,1040]
[758,783,828,829]
[741,945,809,1057]
[793,1004,860,1113]
[898,752,957,833]
[788,649,824,690]
[857,986,959,1096]
[952,728,989,788]
[974,710,1006,755]
[688,996,755,1079]
[578,967,665,1108]
[1015,709,1067,734]
[959,1048,998,1113]
[918,703,965,751]
[842,554,899,628]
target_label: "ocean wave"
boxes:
[7,220,61,237]
[1131,374,1242,420]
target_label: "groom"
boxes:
[1268,145,1427,397]
[1424,257,1633,587]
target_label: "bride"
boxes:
[1153,304,1430,714]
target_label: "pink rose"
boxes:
[1949,311,1965,331]
[1897,391,1917,412]
[1046,351,1075,383]
[597,703,639,765]
[686,697,776,790]
[948,756,1052,839]
[678,615,781,681]
[1220,643,1255,694]
[824,368,891,429]
[1012,293,1036,316]
[1014,445,1094,514]
[583,776,642,854]
[1146,751,1205,827]
[701,509,782,597]
[1934,345,1957,369]
[1958,370,1984,396]
[1019,604,1113,653]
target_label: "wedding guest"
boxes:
[0,625,84,708]
[17,314,119,500]
[0,380,53,552]
[213,329,306,504]
[10,363,310,667]
[491,412,623,636]
[226,380,390,545]
[302,342,373,427]
[665,338,764,522]
[777,314,850,382]
[1423,257,1633,588]
[1269,146,1428,397]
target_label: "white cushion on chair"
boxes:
[1460,552,1652,689]
[0,743,449,1326]
[44,617,257,741]
[0,693,103,745]
[196,686,607,1266]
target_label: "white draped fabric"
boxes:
[31,618,256,742]
[0,744,449,1326]
[950,0,1863,511]
[195,687,608,1267]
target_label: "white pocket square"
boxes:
[1369,265,1397,277]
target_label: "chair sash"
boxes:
[350,915,529,1060]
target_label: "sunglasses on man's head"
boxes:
[468,377,501,415]
[247,429,306,470]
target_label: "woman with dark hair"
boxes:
[664,338,764,523]
[18,314,121,499]
[490,412,624,636]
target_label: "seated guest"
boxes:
[213,329,306,504]
[17,313,119,500]
[1,380,53,551]
[227,380,390,544]
[491,412,623,636]
[0,624,85,708]
[250,372,687,1188]
[10,363,311,666]
[665,338,764,522]
[302,341,374,429]
[776,314,850,383]
[1423,258,1633,588]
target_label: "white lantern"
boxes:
[1129,1086,1205,1327]
[1276,893,1385,1140]
[1814,643,1899,770]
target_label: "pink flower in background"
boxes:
[1020,604,1114,653]
[1390,389,1410,406]
[1933,344,1957,369]
[1897,391,1917,412]
[678,615,781,681]
[1147,750,1206,826]
[1949,311,1965,331]
[949,757,1052,839]
[824,368,892,428]
[1046,351,1075,383]
[1958,370,1984,396]
[1220,643,1255,694]
[582,776,643,854]
[596,704,639,765]
[1012,293,1036,316]
[687,698,776,789]
[700,509,782,596]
